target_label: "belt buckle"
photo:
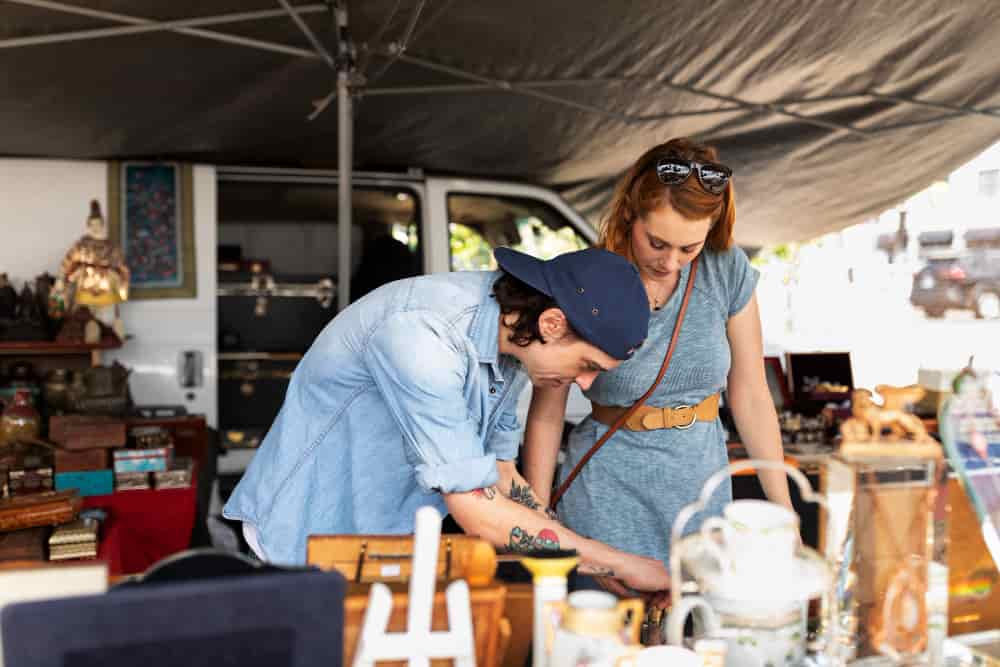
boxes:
[672,404,697,429]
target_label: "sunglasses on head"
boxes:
[655,157,732,195]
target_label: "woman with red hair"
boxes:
[522,137,792,596]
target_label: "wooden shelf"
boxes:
[0,335,122,356]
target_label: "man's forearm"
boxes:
[444,487,625,576]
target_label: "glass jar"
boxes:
[0,389,41,445]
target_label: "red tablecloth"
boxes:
[85,480,197,576]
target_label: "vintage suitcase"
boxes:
[0,490,82,532]
[218,271,336,353]
[48,415,126,450]
[307,533,497,586]
[218,357,297,430]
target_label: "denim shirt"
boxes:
[223,271,528,565]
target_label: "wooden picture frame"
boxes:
[764,356,792,412]
[107,161,196,299]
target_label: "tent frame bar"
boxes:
[2,0,327,57]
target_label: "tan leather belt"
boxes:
[591,393,720,431]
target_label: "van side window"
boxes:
[217,182,422,303]
[447,194,588,271]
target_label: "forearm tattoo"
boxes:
[509,479,541,511]
[507,526,561,552]
[473,486,497,500]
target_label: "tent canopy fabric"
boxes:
[4,0,1000,245]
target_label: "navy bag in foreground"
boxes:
[0,569,346,667]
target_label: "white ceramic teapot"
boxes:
[664,461,835,667]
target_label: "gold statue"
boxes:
[59,200,130,340]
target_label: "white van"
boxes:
[207,166,599,476]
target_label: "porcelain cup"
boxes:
[700,500,800,574]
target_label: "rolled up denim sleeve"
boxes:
[365,310,498,494]
[486,404,524,461]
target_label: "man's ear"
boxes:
[537,308,571,343]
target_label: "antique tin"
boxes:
[8,466,54,495]
[112,446,172,473]
[152,457,193,489]
[115,471,150,491]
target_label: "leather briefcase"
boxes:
[307,533,497,586]
[0,490,82,533]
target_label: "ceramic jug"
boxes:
[548,590,644,667]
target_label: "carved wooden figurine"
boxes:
[840,384,940,458]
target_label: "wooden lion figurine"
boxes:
[840,384,929,442]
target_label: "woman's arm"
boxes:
[726,292,793,509]
[520,384,571,507]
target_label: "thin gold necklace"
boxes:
[644,278,671,311]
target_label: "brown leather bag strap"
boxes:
[549,256,700,511]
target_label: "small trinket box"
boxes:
[112,446,173,473]
[115,471,150,491]
[153,457,193,489]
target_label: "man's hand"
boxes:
[613,552,671,594]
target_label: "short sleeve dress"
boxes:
[556,247,759,565]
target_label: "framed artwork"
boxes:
[107,161,196,299]
[764,356,792,411]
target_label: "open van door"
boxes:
[424,177,599,426]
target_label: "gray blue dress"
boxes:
[556,247,759,566]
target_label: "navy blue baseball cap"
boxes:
[494,247,649,360]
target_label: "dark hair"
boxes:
[599,137,735,259]
[491,272,567,347]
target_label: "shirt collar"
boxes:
[468,271,505,382]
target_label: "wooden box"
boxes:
[53,447,108,473]
[48,416,126,450]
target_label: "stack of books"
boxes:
[48,518,99,561]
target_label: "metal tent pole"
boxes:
[337,61,353,311]
[334,2,354,312]
[278,0,353,311]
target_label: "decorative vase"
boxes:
[0,389,41,445]
[42,369,72,413]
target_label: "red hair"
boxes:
[598,137,735,259]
